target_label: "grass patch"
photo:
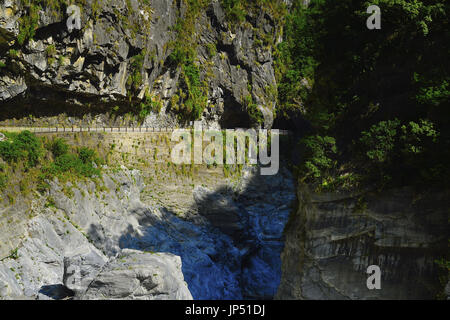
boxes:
[0,131,103,202]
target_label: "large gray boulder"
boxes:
[63,246,108,297]
[0,167,195,300]
[80,249,192,300]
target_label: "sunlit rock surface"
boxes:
[0,166,296,300]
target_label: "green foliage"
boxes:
[7,248,19,260]
[277,0,450,188]
[127,51,146,92]
[139,90,163,120]
[48,138,70,158]
[167,0,210,121]
[0,131,102,197]
[221,0,247,23]
[8,49,18,58]
[275,1,319,118]
[168,0,209,65]
[360,119,401,163]
[0,131,43,167]
[169,58,208,120]
[415,75,450,107]
[46,44,57,64]
[400,119,439,155]
[358,118,443,184]
[298,135,337,179]
[18,2,41,45]
[46,44,56,57]
[44,196,56,208]
[435,254,450,300]
[0,169,8,189]
[182,62,208,120]
[206,43,217,57]
[220,0,287,27]
[244,94,264,126]
[41,147,101,181]
[78,147,97,164]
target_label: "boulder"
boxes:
[80,249,192,300]
[63,246,108,297]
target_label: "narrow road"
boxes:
[0,126,291,134]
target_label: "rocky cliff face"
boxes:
[0,167,192,299]
[276,184,449,300]
[0,162,296,300]
[1,0,447,301]
[0,0,281,128]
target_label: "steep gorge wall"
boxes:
[277,184,449,300]
[0,0,282,128]
[0,130,297,299]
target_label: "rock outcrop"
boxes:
[0,0,281,128]
[276,184,449,300]
[0,167,192,300]
[63,246,108,297]
[81,249,192,300]
[0,162,296,300]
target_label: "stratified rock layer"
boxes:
[277,184,449,300]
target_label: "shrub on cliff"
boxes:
[41,146,101,182]
[279,0,449,189]
[0,131,103,196]
[48,138,70,158]
[0,131,43,167]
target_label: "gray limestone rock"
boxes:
[63,246,108,297]
[80,249,192,300]
[276,185,449,300]
[0,0,279,128]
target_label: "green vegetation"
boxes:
[0,131,43,167]
[167,0,210,121]
[276,0,450,190]
[221,0,247,23]
[221,0,287,27]
[0,131,102,201]
[206,43,217,57]
[17,1,41,45]
[435,255,450,299]
[179,62,209,120]
[47,137,69,158]
[244,94,264,126]
[138,89,163,120]
[41,148,101,182]
[8,49,18,58]
[46,43,57,65]
[297,135,336,181]
[127,51,146,92]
